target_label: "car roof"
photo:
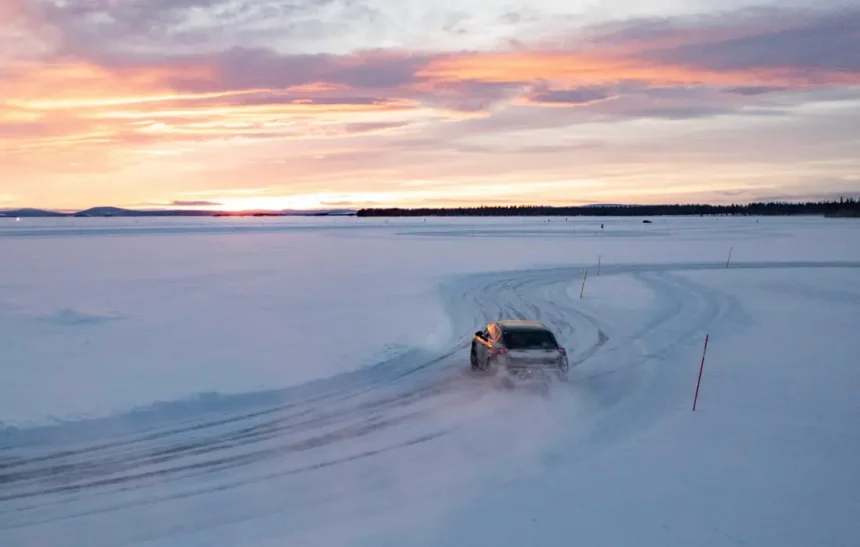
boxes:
[495,320,551,332]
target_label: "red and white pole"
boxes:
[692,334,710,411]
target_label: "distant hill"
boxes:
[1,206,358,218]
[73,206,215,217]
[0,208,68,217]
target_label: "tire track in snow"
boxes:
[1,261,857,534]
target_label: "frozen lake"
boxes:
[1,215,859,547]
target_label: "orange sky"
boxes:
[2,1,859,210]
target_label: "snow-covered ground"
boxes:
[1,215,858,546]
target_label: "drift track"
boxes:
[2,259,859,547]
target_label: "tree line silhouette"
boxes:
[357,198,859,218]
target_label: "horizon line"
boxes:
[2,196,859,217]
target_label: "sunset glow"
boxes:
[2,1,859,210]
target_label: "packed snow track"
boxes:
[1,259,859,547]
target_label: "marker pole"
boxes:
[692,334,710,411]
[580,269,588,299]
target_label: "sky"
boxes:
[1,0,859,211]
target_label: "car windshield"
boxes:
[502,329,558,350]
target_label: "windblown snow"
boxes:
[1,216,858,547]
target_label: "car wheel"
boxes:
[484,356,498,375]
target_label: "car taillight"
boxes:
[558,348,566,355]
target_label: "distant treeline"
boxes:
[356,198,860,218]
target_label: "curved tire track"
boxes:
[1,260,857,537]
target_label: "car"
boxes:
[470,320,570,389]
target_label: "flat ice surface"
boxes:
[1,215,859,546]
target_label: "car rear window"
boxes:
[502,329,558,350]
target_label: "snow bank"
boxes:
[0,225,454,425]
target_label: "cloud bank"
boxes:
[2,1,859,208]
